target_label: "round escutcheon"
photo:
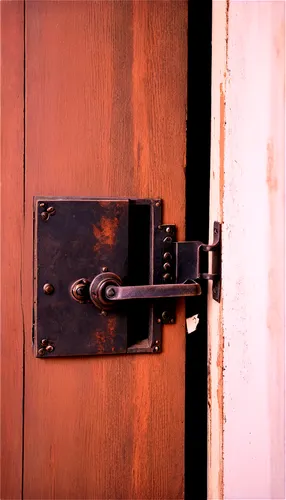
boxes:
[89,272,122,310]
[70,278,90,303]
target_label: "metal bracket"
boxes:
[33,197,221,358]
[174,221,221,302]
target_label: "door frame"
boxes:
[208,1,285,498]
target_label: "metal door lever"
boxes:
[104,283,201,301]
[87,272,201,310]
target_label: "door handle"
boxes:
[71,272,201,310]
[86,272,201,310]
[105,282,201,302]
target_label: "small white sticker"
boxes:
[186,314,199,334]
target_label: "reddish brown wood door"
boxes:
[2,1,188,498]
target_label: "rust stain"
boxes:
[217,303,224,500]
[274,20,285,58]
[98,201,112,208]
[266,141,278,192]
[219,83,225,224]
[207,346,212,467]
[90,330,106,354]
[210,2,228,497]
[90,317,117,354]
[107,317,116,343]
[218,84,225,499]
[92,216,119,253]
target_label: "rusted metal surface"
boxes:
[34,197,164,357]
[34,197,129,357]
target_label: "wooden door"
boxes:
[2,1,188,498]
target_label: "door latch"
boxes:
[34,197,221,358]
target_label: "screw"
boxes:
[163,262,171,271]
[43,283,54,295]
[47,206,56,215]
[41,211,49,221]
[38,348,45,356]
[45,345,54,353]
[163,273,171,282]
[158,225,162,230]
[166,226,172,233]
[101,310,107,316]
[163,236,172,244]
[41,339,48,346]
[170,318,175,324]
[162,311,170,321]
[39,202,45,207]
[154,346,160,353]
[102,266,108,272]
[155,340,159,345]
[155,200,161,207]
[163,252,172,261]
[106,287,115,298]
[75,284,86,297]
[157,318,161,324]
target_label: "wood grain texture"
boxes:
[24,2,187,498]
[1,2,24,498]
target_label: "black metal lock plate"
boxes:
[34,197,220,358]
[34,197,165,358]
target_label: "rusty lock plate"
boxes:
[34,197,167,358]
[33,197,220,358]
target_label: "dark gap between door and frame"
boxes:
[185,1,212,499]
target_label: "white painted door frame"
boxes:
[208,2,285,498]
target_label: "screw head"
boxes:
[163,262,171,271]
[163,273,171,282]
[41,211,49,221]
[158,225,162,230]
[41,339,49,346]
[157,318,162,324]
[47,206,56,216]
[39,202,45,207]
[102,266,108,272]
[43,283,54,295]
[100,310,107,316]
[45,345,54,353]
[75,284,86,297]
[154,346,160,353]
[170,318,175,324]
[166,226,172,233]
[163,252,172,261]
[163,236,172,244]
[106,287,115,298]
[38,348,45,356]
[155,200,161,207]
[162,311,170,321]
